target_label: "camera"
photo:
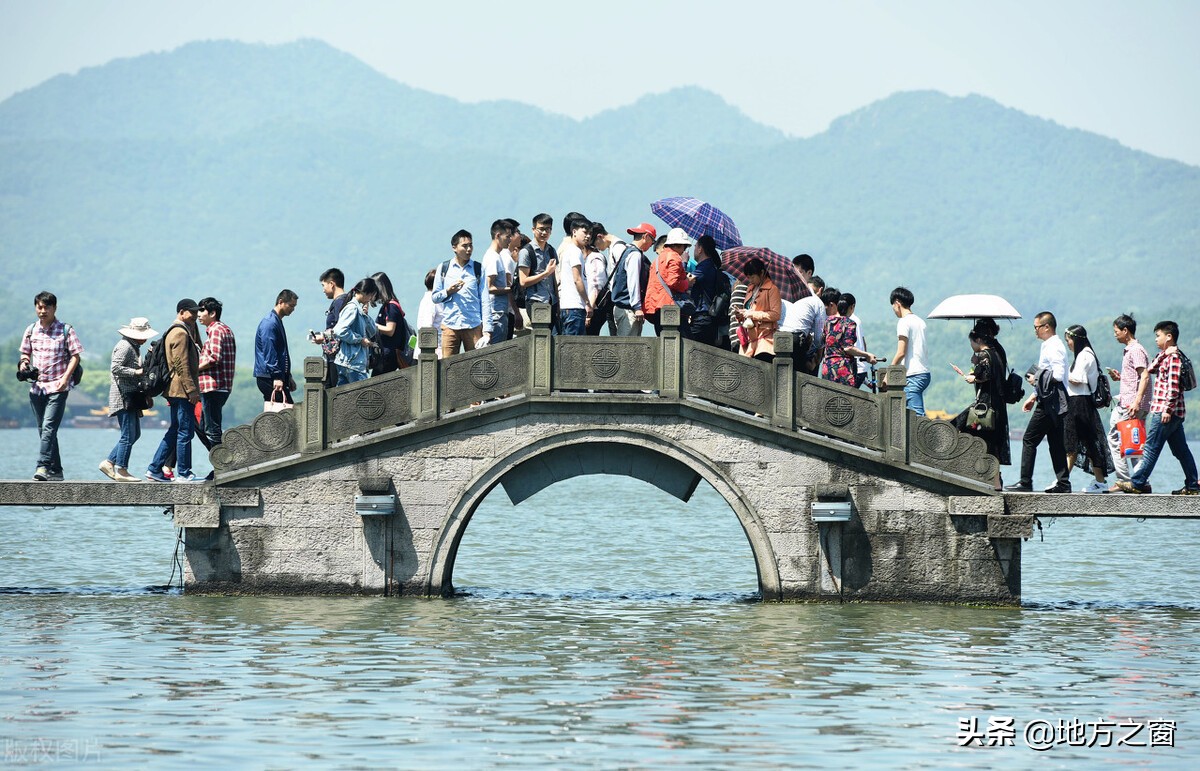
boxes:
[16,363,40,382]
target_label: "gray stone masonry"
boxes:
[184,408,1027,603]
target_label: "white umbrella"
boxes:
[927,294,1021,320]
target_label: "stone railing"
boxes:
[211,304,998,488]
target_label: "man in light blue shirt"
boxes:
[431,229,485,357]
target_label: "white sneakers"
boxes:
[113,467,140,482]
[100,459,141,482]
[1082,480,1109,494]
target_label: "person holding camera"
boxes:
[18,291,84,481]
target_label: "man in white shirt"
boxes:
[889,286,929,415]
[1007,311,1072,493]
[482,219,515,345]
[556,218,592,335]
[790,275,828,373]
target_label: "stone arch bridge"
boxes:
[187,305,1030,603]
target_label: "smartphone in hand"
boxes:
[950,362,964,376]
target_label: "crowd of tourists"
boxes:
[14,211,1197,496]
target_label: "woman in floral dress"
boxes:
[818,288,876,385]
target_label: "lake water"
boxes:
[2,427,1198,767]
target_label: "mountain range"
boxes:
[2,38,1198,385]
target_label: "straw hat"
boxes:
[118,317,158,341]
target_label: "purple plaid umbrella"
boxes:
[721,246,810,302]
[650,196,743,250]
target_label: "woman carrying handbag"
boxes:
[952,328,1010,489]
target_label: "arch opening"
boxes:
[426,429,782,600]
[456,474,758,600]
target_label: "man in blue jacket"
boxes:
[254,289,298,406]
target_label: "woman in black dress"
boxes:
[953,328,1010,489]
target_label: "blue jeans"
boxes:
[150,397,196,477]
[337,366,368,385]
[107,409,142,469]
[560,308,586,336]
[489,311,511,344]
[904,372,931,416]
[30,390,68,472]
[1131,412,1198,489]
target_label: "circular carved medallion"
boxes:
[825,395,854,427]
[355,389,386,421]
[916,419,961,460]
[250,411,295,452]
[713,363,741,393]
[470,359,500,390]
[975,456,995,476]
[591,348,620,379]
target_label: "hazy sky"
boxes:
[2,0,1198,165]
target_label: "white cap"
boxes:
[664,227,693,247]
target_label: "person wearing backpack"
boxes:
[146,299,202,483]
[1063,325,1113,493]
[1118,320,1199,495]
[611,223,656,337]
[18,291,84,482]
[517,213,559,334]
[432,229,486,357]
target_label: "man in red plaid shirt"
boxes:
[1118,320,1198,495]
[197,297,236,453]
[18,291,84,481]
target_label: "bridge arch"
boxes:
[425,427,783,600]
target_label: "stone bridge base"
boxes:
[183,407,1027,604]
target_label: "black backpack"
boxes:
[1091,353,1113,409]
[1004,369,1025,404]
[139,323,184,397]
[1179,351,1197,392]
